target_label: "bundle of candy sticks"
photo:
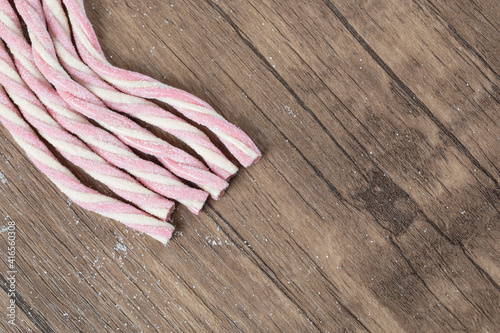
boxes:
[0,0,261,244]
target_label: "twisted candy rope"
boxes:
[0,0,208,213]
[43,0,238,181]
[15,0,228,199]
[0,85,175,244]
[61,0,262,168]
[0,40,175,221]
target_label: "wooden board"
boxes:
[0,0,498,331]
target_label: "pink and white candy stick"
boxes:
[14,0,228,199]
[61,0,262,167]
[0,41,174,221]
[43,0,238,181]
[0,85,175,244]
[0,0,208,213]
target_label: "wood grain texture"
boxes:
[0,0,498,331]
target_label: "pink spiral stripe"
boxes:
[61,0,262,168]
[0,40,175,221]
[0,0,208,213]
[0,86,174,244]
[43,0,238,181]
[14,0,228,199]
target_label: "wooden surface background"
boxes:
[0,0,499,332]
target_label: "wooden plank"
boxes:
[0,0,498,331]
[198,0,500,330]
[424,0,500,74]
